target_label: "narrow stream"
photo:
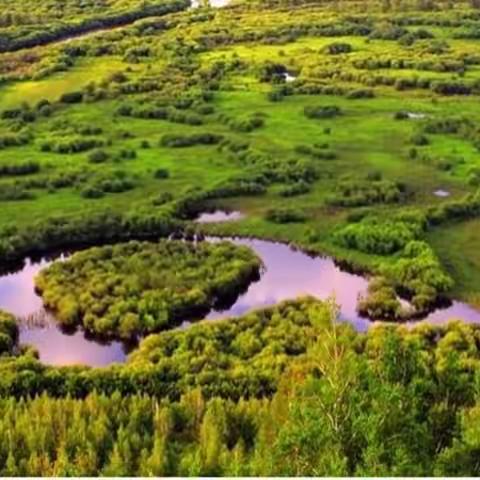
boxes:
[1,231,479,367]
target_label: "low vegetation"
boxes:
[35,240,261,338]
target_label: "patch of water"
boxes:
[434,189,451,198]
[195,210,244,223]
[1,236,480,366]
[407,112,427,120]
[284,73,297,83]
[190,0,231,8]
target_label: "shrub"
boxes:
[358,277,402,320]
[154,168,170,179]
[35,240,261,338]
[327,179,405,207]
[0,161,40,176]
[0,185,34,202]
[334,217,422,255]
[152,192,174,206]
[346,89,375,99]
[304,105,342,119]
[59,91,84,104]
[88,149,110,164]
[265,207,307,224]
[160,133,223,148]
[323,42,353,55]
[279,181,310,197]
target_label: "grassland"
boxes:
[0,0,480,311]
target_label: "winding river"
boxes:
[1,219,480,367]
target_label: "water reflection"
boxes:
[20,326,128,366]
[195,210,245,223]
[0,257,127,366]
[190,0,231,8]
[1,236,480,366]
[205,238,371,330]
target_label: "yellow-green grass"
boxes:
[0,57,129,109]
[428,219,480,308]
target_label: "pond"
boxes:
[434,189,451,198]
[195,210,245,223]
[190,0,231,8]
[1,236,480,367]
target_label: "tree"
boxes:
[199,399,228,475]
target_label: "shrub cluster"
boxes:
[265,207,307,224]
[304,105,342,119]
[327,179,406,207]
[160,133,223,148]
[35,240,261,339]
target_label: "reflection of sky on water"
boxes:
[196,210,245,223]
[207,238,371,331]
[0,259,45,317]
[414,301,480,327]
[20,327,127,366]
[1,237,480,366]
[0,257,126,366]
[190,0,231,7]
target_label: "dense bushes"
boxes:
[395,241,453,301]
[0,132,31,150]
[265,207,307,224]
[323,42,352,54]
[304,105,342,119]
[221,113,265,133]
[87,149,110,164]
[0,311,18,356]
[117,103,204,126]
[35,240,261,339]
[1,298,480,474]
[0,0,190,53]
[426,191,480,226]
[0,209,180,262]
[160,133,223,148]
[327,179,406,207]
[40,136,105,154]
[335,217,421,255]
[278,180,310,197]
[0,161,39,176]
[0,184,34,202]
[59,91,84,104]
[81,171,136,198]
[295,143,337,160]
[357,277,403,320]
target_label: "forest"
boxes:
[1,0,480,476]
[1,299,480,475]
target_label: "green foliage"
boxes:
[0,311,18,355]
[160,133,223,148]
[387,240,454,312]
[35,240,261,338]
[265,207,307,223]
[334,216,423,255]
[0,299,480,475]
[358,276,403,320]
[304,105,342,119]
[327,178,406,207]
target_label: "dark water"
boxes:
[1,237,480,367]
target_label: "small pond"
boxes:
[434,189,451,198]
[190,0,231,8]
[195,210,245,223]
